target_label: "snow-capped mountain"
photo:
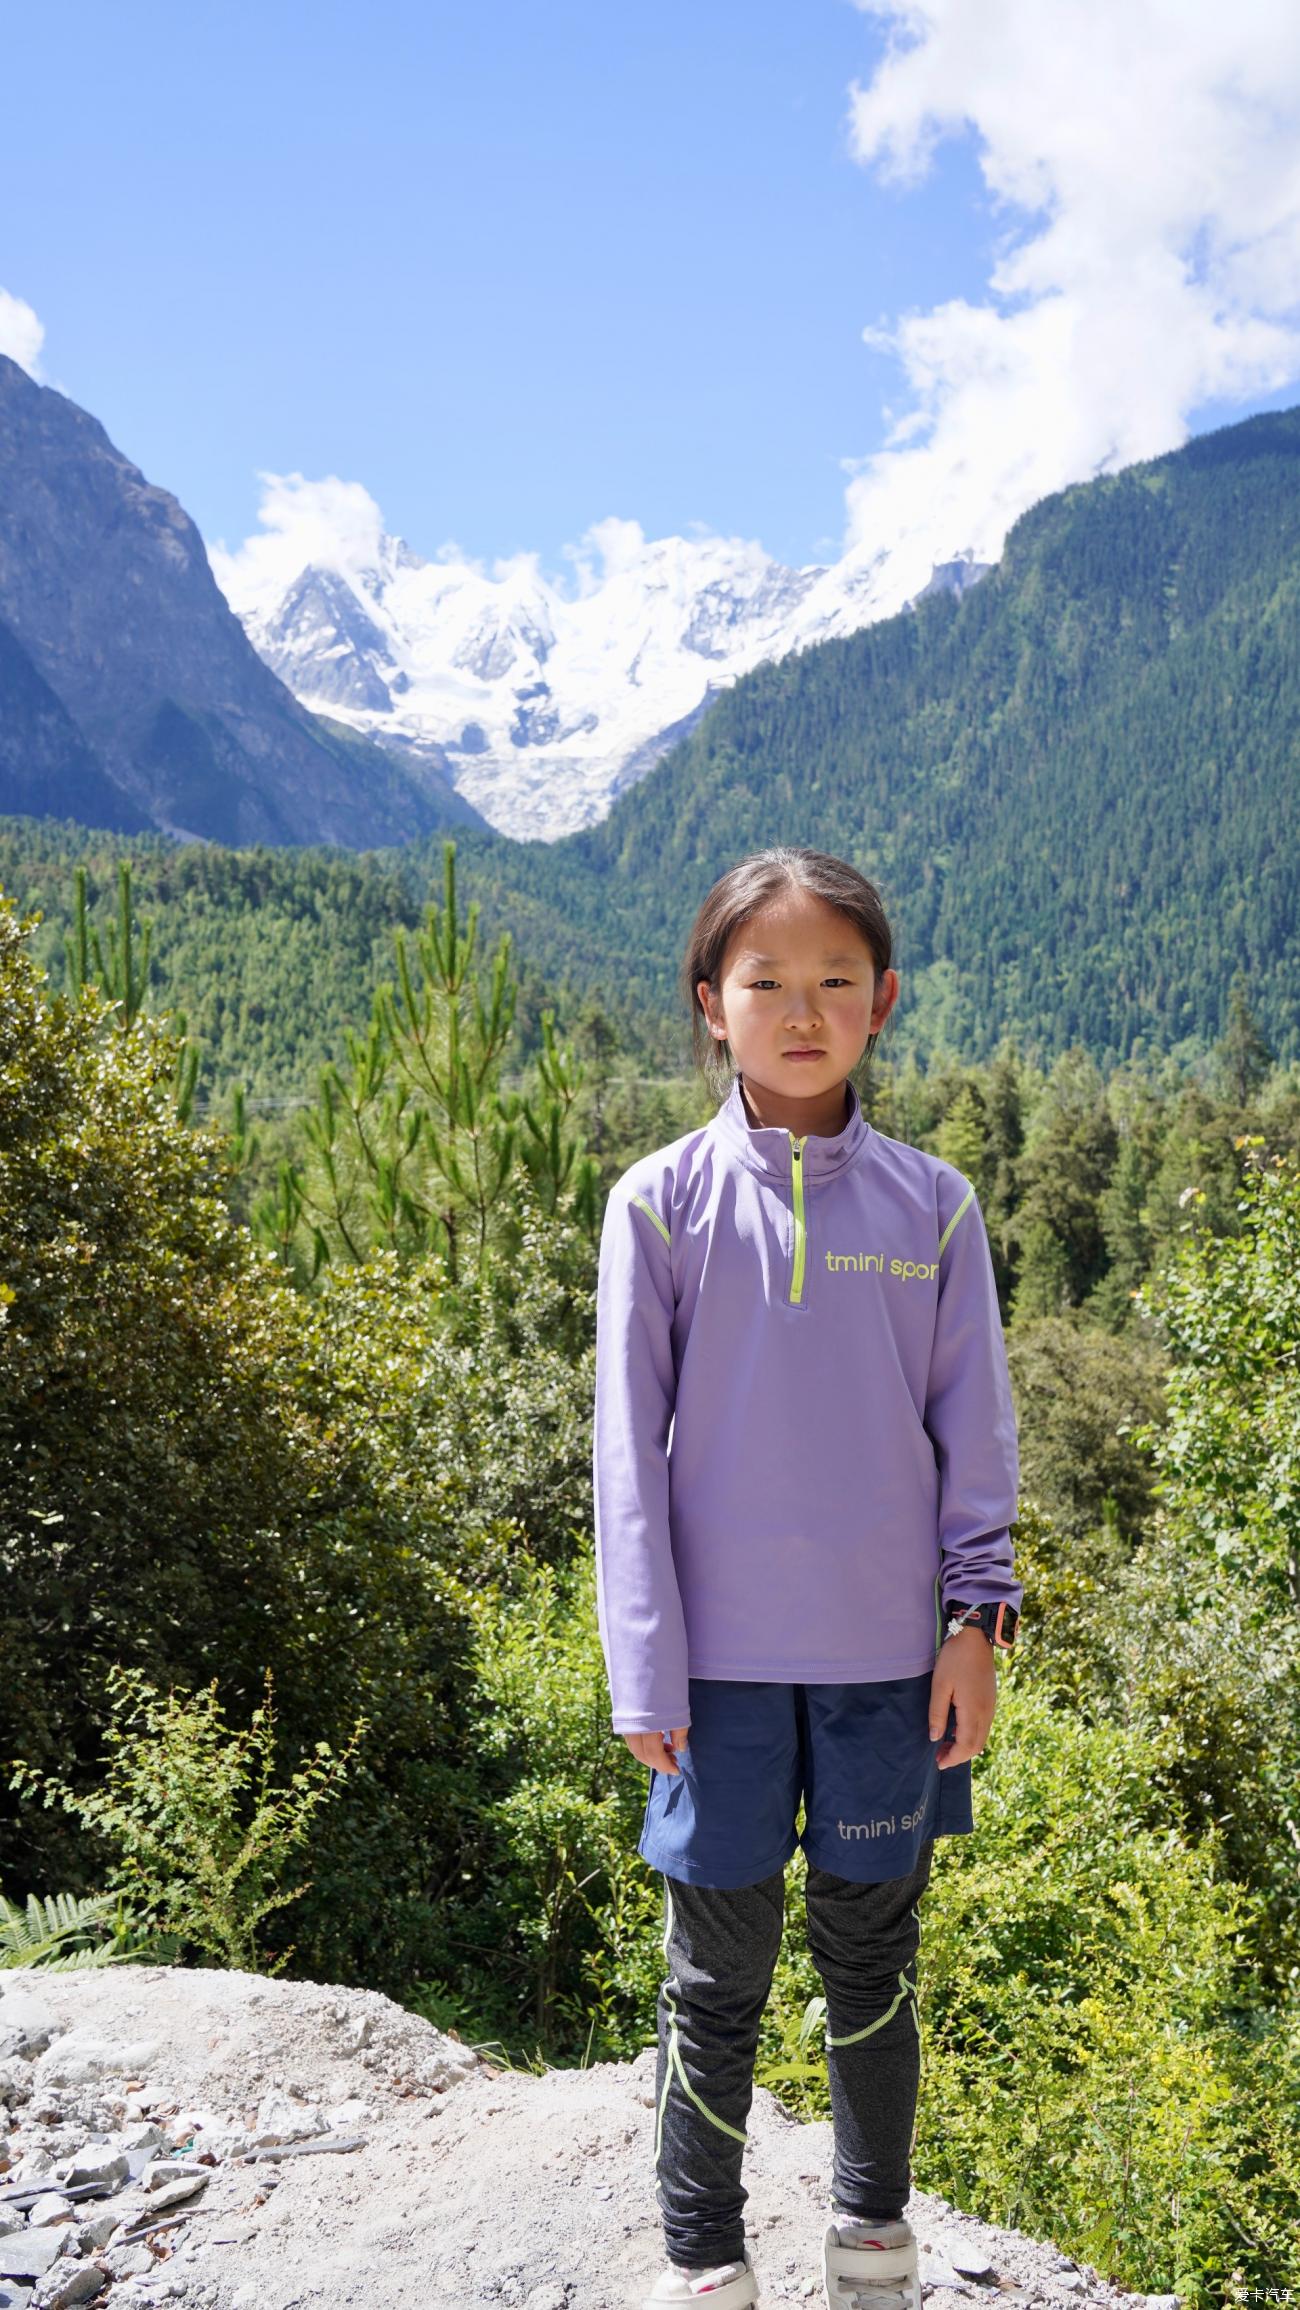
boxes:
[211,501,990,843]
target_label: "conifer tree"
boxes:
[63,860,199,1120]
[256,840,599,1281]
[1213,970,1274,1109]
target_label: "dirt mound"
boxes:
[0,1968,1171,2310]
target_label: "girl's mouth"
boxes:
[784,1049,825,1060]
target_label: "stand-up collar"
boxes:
[713,1071,872,1182]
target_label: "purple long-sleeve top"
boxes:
[593,1072,1022,1734]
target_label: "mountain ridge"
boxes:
[0,355,486,849]
[215,499,992,840]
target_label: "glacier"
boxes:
[211,508,990,843]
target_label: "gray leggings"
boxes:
[651,1842,934,2270]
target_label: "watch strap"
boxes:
[945,1599,1018,1649]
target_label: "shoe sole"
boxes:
[641,2265,760,2309]
[821,2223,921,2310]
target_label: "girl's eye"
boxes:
[748,978,852,990]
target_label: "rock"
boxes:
[0,2283,34,2309]
[525,2288,568,2310]
[144,2174,208,2215]
[250,2091,327,2148]
[323,2098,373,2129]
[140,2163,208,2196]
[11,2150,55,2181]
[32,2259,108,2308]
[104,2247,152,2278]
[0,1993,59,2065]
[113,2127,162,2156]
[917,2242,973,2290]
[0,2225,69,2277]
[33,2040,158,2092]
[25,2199,75,2229]
[70,2218,117,2256]
[944,2240,995,2279]
[51,2150,128,2195]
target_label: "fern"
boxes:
[0,1888,141,1971]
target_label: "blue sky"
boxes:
[5,0,1300,581]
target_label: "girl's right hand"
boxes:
[624,1728,690,1776]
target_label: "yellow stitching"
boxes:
[825,1971,914,2049]
[631,1192,671,1247]
[669,2038,748,2143]
[937,1183,975,1259]
[654,1887,673,2164]
[656,1884,748,2152]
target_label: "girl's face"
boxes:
[697,889,898,1106]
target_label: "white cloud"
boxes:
[209,471,393,615]
[563,515,650,596]
[843,0,1300,571]
[0,289,45,378]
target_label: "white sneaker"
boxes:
[641,2247,760,2306]
[821,2214,921,2310]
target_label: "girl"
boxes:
[593,847,1022,2310]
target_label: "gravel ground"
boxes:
[0,1968,1180,2310]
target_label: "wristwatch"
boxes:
[945,1599,1018,1650]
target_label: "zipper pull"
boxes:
[788,1132,808,1304]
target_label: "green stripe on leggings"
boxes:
[654,1883,749,2159]
[825,1967,915,2049]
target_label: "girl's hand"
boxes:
[625,1728,690,1776]
[929,1627,997,1768]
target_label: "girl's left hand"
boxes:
[929,1625,997,1767]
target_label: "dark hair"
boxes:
[682,846,895,1099]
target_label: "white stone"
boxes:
[250,2089,328,2147]
[34,2034,159,2090]
[115,2124,164,2153]
[26,2193,76,2227]
[53,2145,129,2192]
[0,2224,69,2278]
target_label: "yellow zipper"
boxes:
[789,1132,808,1304]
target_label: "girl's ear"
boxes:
[696,977,726,1037]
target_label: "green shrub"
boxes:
[423,1546,653,2063]
[11,1663,367,1973]
[0,890,598,1990]
[756,1681,1298,2304]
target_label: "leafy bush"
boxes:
[415,1546,655,2064]
[755,1682,1299,2303]
[0,891,594,1989]
[11,1664,367,1973]
[1132,1142,1300,1619]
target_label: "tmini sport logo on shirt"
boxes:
[824,1251,939,1281]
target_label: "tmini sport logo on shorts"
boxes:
[838,1792,929,1840]
[824,1251,939,1281]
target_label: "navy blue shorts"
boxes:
[638,1675,973,1889]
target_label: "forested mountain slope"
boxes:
[3,401,1298,1092]
[445,401,1300,1072]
